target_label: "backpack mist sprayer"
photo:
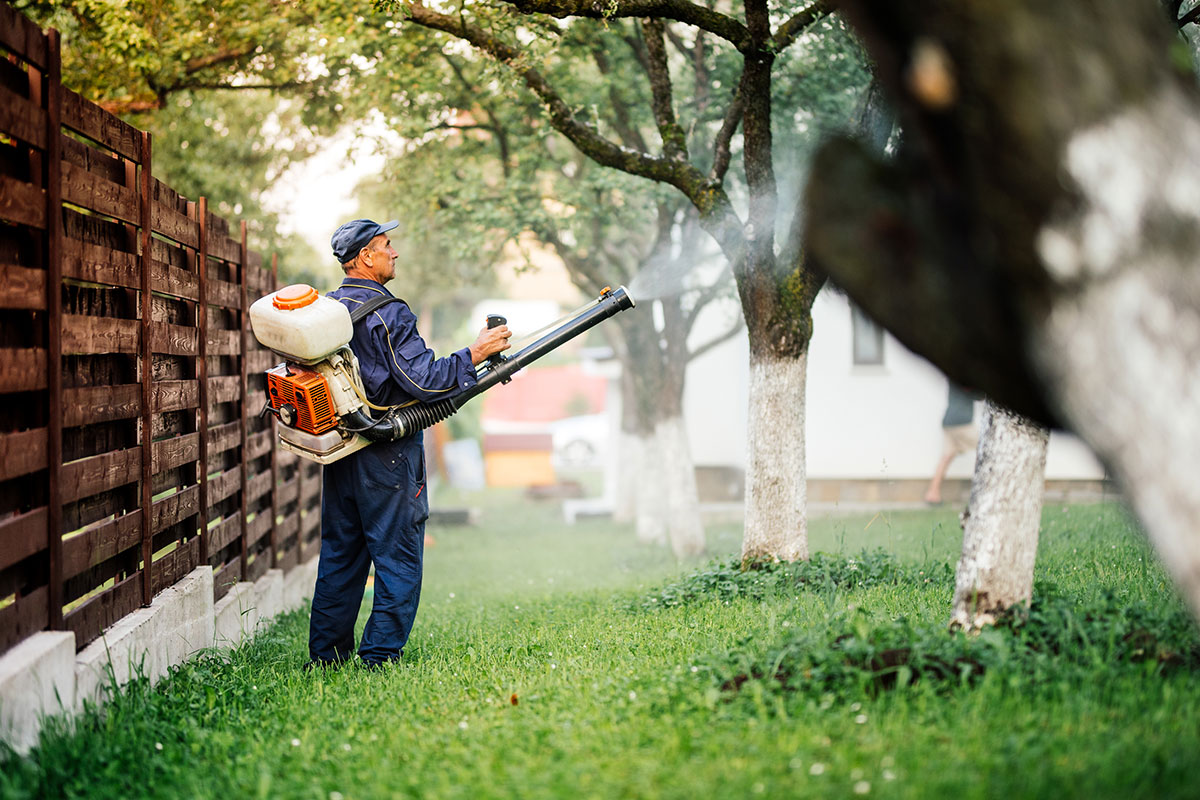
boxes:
[248,284,636,464]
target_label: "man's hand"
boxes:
[468,323,512,366]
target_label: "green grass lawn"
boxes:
[3,495,1198,800]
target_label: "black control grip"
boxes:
[484,314,510,382]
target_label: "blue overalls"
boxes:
[308,278,478,666]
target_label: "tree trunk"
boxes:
[612,427,640,524]
[804,0,1200,622]
[633,428,668,546]
[951,400,1049,629]
[657,414,706,557]
[741,349,809,563]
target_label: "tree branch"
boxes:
[404,1,745,259]
[1181,3,1200,27]
[769,0,832,52]
[499,0,752,51]
[184,45,257,75]
[709,71,745,182]
[687,315,744,362]
[642,19,689,160]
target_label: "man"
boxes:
[923,382,982,505]
[307,218,511,669]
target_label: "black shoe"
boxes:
[359,656,401,671]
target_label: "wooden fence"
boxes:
[0,4,321,657]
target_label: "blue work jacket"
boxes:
[327,278,478,409]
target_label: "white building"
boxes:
[681,287,1106,503]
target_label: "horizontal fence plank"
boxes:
[0,507,47,573]
[246,513,271,547]
[301,509,320,535]
[212,559,240,601]
[247,429,272,461]
[0,81,46,148]
[275,476,298,508]
[0,173,46,228]
[60,132,125,185]
[61,88,140,161]
[60,509,140,582]
[0,263,47,310]
[153,484,199,535]
[61,446,139,503]
[64,384,139,426]
[149,321,198,356]
[246,552,269,583]
[0,427,47,481]
[206,233,241,264]
[62,237,139,290]
[205,277,240,309]
[61,160,138,225]
[152,380,198,414]
[63,573,142,653]
[208,465,241,506]
[62,314,139,355]
[206,328,240,356]
[206,419,239,456]
[0,586,48,655]
[208,375,241,405]
[151,199,199,249]
[150,536,200,595]
[0,2,46,68]
[276,514,298,542]
[151,432,199,474]
[246,348,277,374]
[152,259,199,302]
[0,347,47,392]
[208,516,241,554]
[246,470,271,503]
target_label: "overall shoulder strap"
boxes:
[347,294,403,324]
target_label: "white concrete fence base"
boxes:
[0,556,319,755]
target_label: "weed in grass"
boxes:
[712,589,1200,704]
[632,549,952,611]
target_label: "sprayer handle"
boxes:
[484,314,510,382]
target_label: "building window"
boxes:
[851,303,884,365]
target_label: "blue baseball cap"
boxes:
[331,218,399,264]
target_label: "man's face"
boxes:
[362,234,398,283]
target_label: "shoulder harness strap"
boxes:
[347,294,403,324]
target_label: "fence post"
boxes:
[197,197,209,567]
[44,28,63,629]
[269,252,279,567]
[139,130,154,606]
[238,220,249,581]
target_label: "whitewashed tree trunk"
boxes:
[657,414,706,558]
[634,427,668,546]
[1029,86,1200,622]
[612,429,642,524]
[741,351,809,563]
[951,399,1050,629]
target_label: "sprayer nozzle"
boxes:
[616,285,636,309]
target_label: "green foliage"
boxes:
[1,502,1192,798]
[632,549,940,610]
[710,590,1200,705]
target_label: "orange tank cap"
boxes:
[272,284,319,310]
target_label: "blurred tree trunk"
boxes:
[805,0,1200,621]
[951,400,1049,628]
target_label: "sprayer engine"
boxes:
[249,283,636,465]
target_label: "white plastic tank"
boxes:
[249,284,353,364]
